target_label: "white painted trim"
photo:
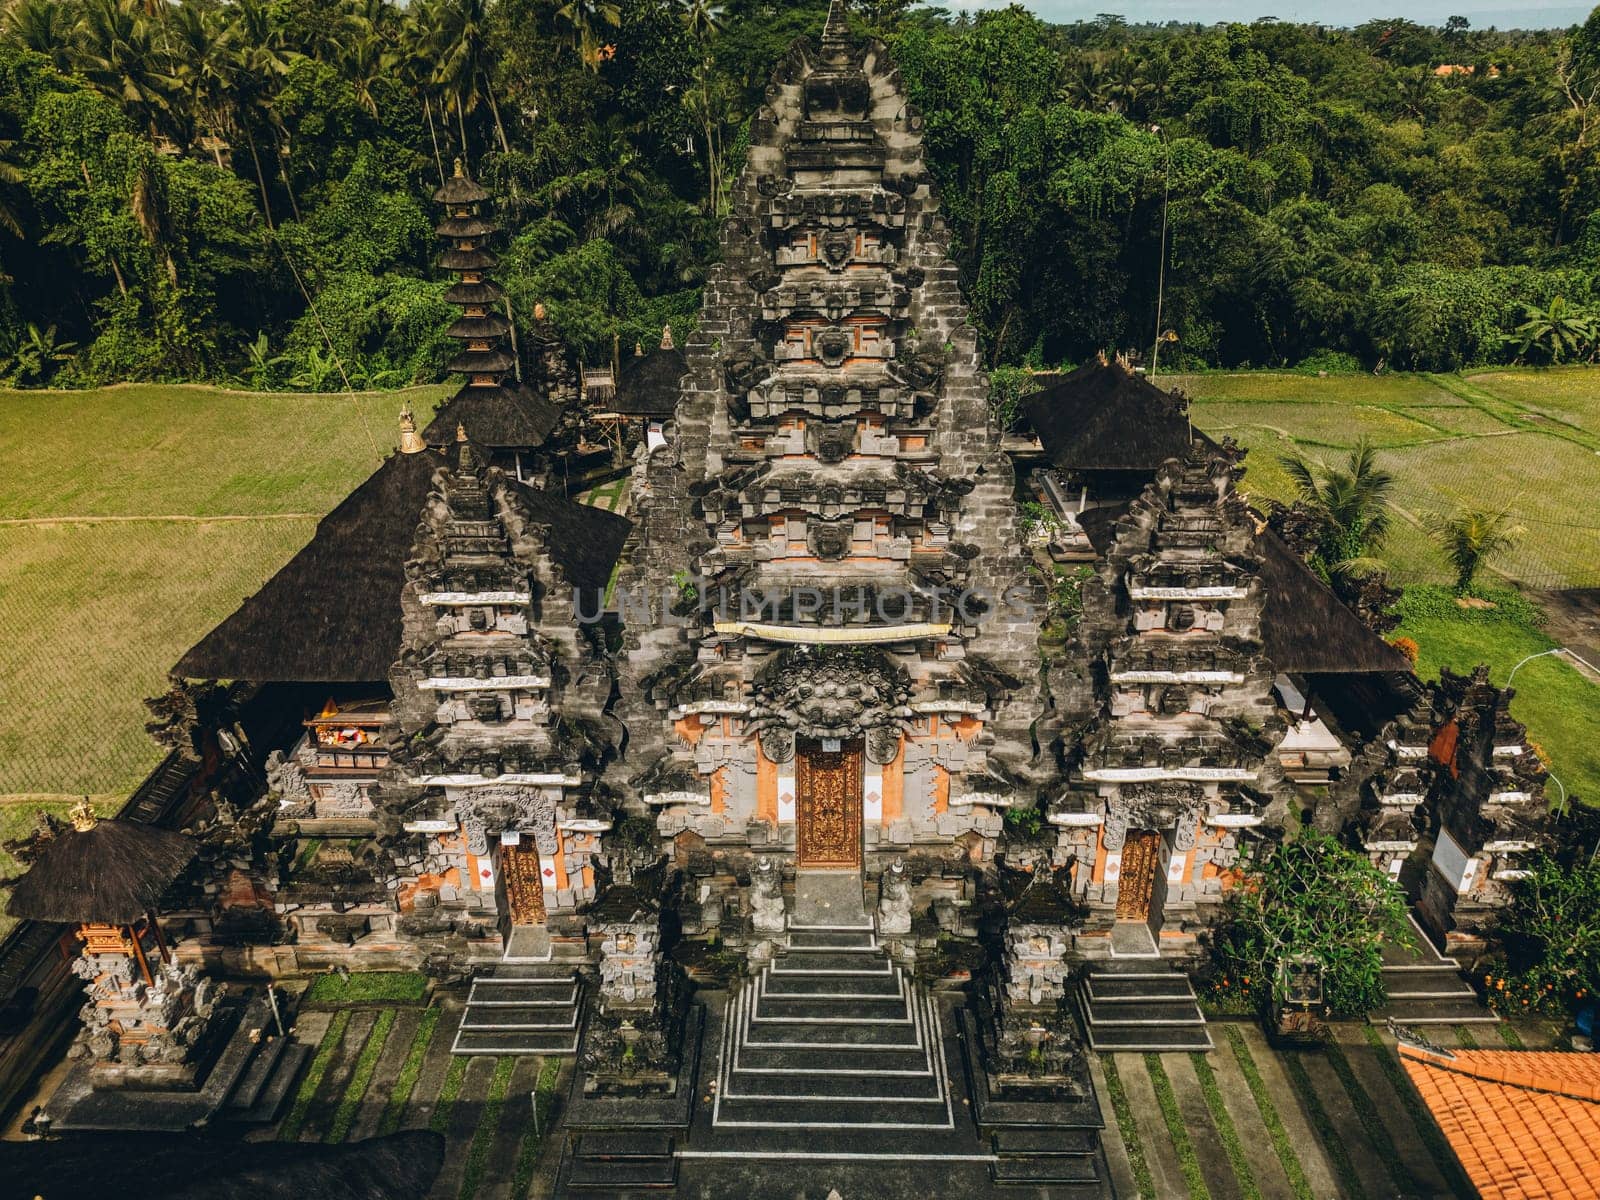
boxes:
[420,675,550,691]
[417,591,530,605]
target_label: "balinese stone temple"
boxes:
[111,4,1551,1194]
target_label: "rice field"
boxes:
[1174,368,1600,591]
[0,384,449,800]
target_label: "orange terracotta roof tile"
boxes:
[1399,1042,1600,1199]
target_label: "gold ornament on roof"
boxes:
[456,422,468,443]
[660,324,675,351]
[70,797,97,832]
[398,404,426,454]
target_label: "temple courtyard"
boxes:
[5,974,1556,1199]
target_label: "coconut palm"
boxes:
[556,0,622,68]
[6,0,77,74]
[1278,438,1395,576]
[73,0,175,137]
[1425,506,1521,592]
[430,0,510,159]
[1514,297,1599,363]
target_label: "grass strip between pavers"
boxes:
[1359,1025,1477,1197]
[1455,1026,1478,1048]
[1499,1024,1526,1049]
[1323,1039,1419,1196]
[1190,1052,1263,1200]
[379,1006,443,1136]
[1098,1055,1157,1199]
[304,970,428,1005]
[325,1008,397,1143]
[509,1057,561,1200]
[1144,1053,1212,1200]
[431,1054,471,1135]
[1222,1028,1314,1200]
[1279,1049,1368,1200]
[458,1056,517,1200]
[278,1010,352,1141]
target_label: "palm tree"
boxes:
[168,2,235,154]
[677,0,724,43]
[1514,297,1598,363]
[1425,506,1521,592]
[0,139,28,239]
[430,0,510,161]
[226,0,297,227]
[1278,438,1395,576]
[6,0,78,74]
[73,0,175,137]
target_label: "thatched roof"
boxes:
[608,345,685,417]
[3,1130,444,1200]
[509,475,632,595]
[7,817,195,924]
[174,447,630,685]
[433,168,489,205]
[174,447,447,683]
[1022,361,1193,472]
[447,346,516,375]
[424,383,563,450]
[1258,529,1411,675]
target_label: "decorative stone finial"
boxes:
[398,404,426,454]
[534,301,547,321]
[69,797,97,832]
[660,324,675,351]
[822,0,849,44]
[456,422,468,443]
[634,341,644,357]
[452,157,465,178]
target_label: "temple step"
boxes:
[455,967,583,1055]
[992,1154,1105,1184]
[452,1028,582,1054]
[992,1127,1102,1156]
[751,992,913,1024]
[761,970,904,997]
[733,1042,933,1074]
[741,1018,922,1047]
[1078,965,1212,1053]
[712,1094,952,1129]
[1372,962,1496,1024]
[723,1067,943,1100]
[771,950,895,975]
[788,928,877,950]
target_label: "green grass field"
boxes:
[0,383,449,800]
[1173,368,1600,591]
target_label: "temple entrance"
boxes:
[796,737,863,869]
[1116,829,1162,921]
[501,839,547,926]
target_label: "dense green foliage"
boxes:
[1485,855,1600,1016]
[1207,831,1409,1016]
[0,2,1598,385]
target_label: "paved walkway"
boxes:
[270,992,1559,1199]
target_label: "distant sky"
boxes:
[941,0,1589,29]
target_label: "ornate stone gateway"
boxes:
[502,839,548,927]
[1115,830,1162,921]
[796,738,863,868]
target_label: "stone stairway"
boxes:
[1372,914,1497,1026]
[1077,959,1212,1052]
[452,962,583,1055]
[712,924,955,1131]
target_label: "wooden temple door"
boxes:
[796,738,863,869]
[1116,830,1162,921]
[501,840,547,926]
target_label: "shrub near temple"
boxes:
[1485,855,1600,1017]
[1206,832,1409,1017]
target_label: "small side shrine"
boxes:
[6,803,216,1086]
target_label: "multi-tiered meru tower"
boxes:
[618,0,1043,926]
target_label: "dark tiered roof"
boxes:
[7,818,196,924]
[1023,361,1193,472]
[6,1130,445,1200]
[446,313,511,340]
[435,215,499,239]
[447,346,517,375]
[173,445,629,685]
[608,345,685,417]
[443,280,504,306]
[437,246,498,272]
[1257,529,1411,675]
[433,168,489,205]
[423,383,562,450]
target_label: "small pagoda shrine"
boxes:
[424,161,562,480]
[7,802,219,1085]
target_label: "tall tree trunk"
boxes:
[241,120,275,229]
[424,95,446,187]
[484,75,510,156]
[457,99,470,171]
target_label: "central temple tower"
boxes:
[617,1,1042,921]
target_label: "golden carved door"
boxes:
[502,840,547,925]
[1115,830,1161,920]
[796,739,863,868]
